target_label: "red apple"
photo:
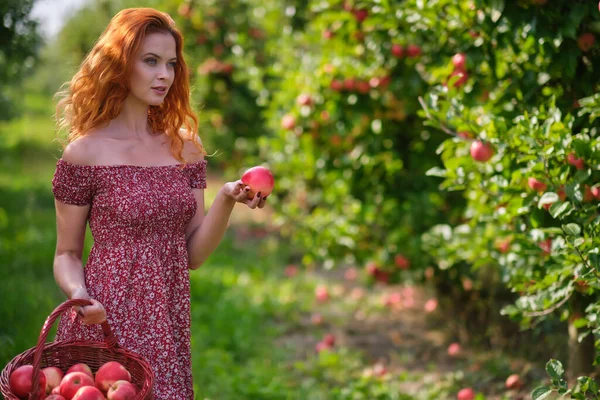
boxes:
[457,388,475,400]
[52,385,62,395]
[60,372,95,400]
[284,264,298,277]
[448,70,469,87]
[355,80,370,94]
[281,114,296,130]
[505,373,523,389]
[470,140,494,162]
[424,298,438,313]
[322,29,334,39]
[46,395,67,400]
[43,366,65,395]
[9,365,47,399]
[241,166,275,199]
[95,362,131,393]
[452,52,467,71]
[583,185,595,203]
[394,254,410,269]
[315,341,332,352]
[406,44,421,58]
[591,186,600,199]
[365,261,378,276]
[567,153,585,170]
[528,177,547,192]
[352,8,368,23]
[315,285,329,302]
[391,44,404,58]
[447,342,461,356]
[66,363,93,379]
[72,386,105,400]
[457,131,473,139]
[107,380,138,400]
[578,33,595,52]
[323,334,336,346]
[330,79,344,91]
[558,186,567,201]
[343,78,356,91]
[296,93,312,106]
[539,238,552,255]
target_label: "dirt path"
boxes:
[208,174,541,399]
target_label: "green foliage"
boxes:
[0,0,42,120]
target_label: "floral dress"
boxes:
[51,158,207,400]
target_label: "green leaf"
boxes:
[589,254,600,271]
[490,0,505,23]
[425,167,447,177]
[531,386,553,400]
[546,359,565,380]
[550,202,571,219]
[539,192,559,206]
[563,223,581,237]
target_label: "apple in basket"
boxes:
[42,366,65,395]
[60,372,95,400]
[95,361,132,392]
[46,395,67,400]
[9,365,47,399]
[66,363,94,379]
[107,380,138,400]
[72,385,106,400]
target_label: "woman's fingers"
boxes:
[78,299,107,325]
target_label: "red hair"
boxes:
[55,7,205,161]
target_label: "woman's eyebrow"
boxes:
[142,52,177,60]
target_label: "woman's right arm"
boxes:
[54,199,106,324]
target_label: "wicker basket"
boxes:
[0,299,154,399]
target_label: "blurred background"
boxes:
[3,0,600,398]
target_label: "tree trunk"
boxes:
[567,294,596,383]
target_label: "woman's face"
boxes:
[129,32,177,107]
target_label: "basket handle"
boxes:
[29,299,117,400]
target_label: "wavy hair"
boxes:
[55,7,205,161]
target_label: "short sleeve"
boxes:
[184,160,207,189]
[52,159,95,206]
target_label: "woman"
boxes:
[52,7,267,399]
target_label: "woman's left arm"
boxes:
[186,181,267,269]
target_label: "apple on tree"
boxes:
[470,140,494,162]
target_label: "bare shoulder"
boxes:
[61,135,104,166]
[179,128,205,163]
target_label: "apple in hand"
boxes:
[43,366,65,395]
[107,380,138,400]
[457,388,475,400]
[72,386,105,400]
[9,365,47,399]
[95,361,131,393]
[66,363,93,379]
[470,140,494,162]
[60,372,95,400]
[241,166,275,200]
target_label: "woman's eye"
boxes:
[145,58,157,66]
[168,62,177,68]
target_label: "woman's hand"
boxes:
[70,287,107,325]
[221,180,268,209]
